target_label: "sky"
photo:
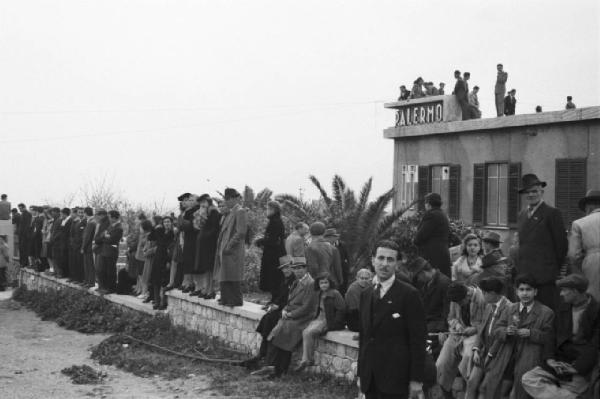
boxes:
[1,0,599,211]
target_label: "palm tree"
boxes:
[276,175,415,272]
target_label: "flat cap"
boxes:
[556,274,589,292]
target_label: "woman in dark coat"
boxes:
[150,216,175,310]
[191,194,221,298]
[256,201,286,300]
[180,198,200,293]
[414,192,452,278]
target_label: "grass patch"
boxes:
[13,286,357,398]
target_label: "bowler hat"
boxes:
[177,193,192,201]
[278,255,293,269]
[481,231,502,244]
[578,189,600,211]
[323,228,340,238]
[518,174,547,193]
[556,274,589,292]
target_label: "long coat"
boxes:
[480,301,554,399]
[81,218,96,254]
[271,273,317,351]
[180,205,199,275]
[517,202,567,285]
[214,204,248,283]
[473,296,512,355]
[257,214,286,292]
[150,227,175,286]
[414,207,452,277]
[306,238,343,287]
[358,278,427,395]
[95,222,123,259]
[194,207,221,274]
[568,209,600,301]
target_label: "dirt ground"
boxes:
[0,296,221,399]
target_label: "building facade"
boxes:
[385,97,600,244]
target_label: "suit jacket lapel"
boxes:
[362,287,374,337]
[371,282,395,332]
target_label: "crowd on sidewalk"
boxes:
[3,171,600,398]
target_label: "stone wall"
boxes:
[18,268,359,382]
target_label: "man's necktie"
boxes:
[519,306,528,326]
[374,283,382,300]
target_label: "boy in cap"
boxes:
[522,274,599,399]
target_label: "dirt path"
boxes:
[0,297,218,399]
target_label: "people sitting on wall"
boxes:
[247,255,297,372]
[522,274,600,399]
[261,257,317,378]
[451,233,483,283]
[295,273,346,372]
[438,82,445,95]
[436,282,486,399]
[344,268,373,332]
[465,277,513,399]
[565,95,576,109]
[398,85,411,101]
[468,231,514,300]
[468,86,482,119]
[504,88,517,115]
[479,274,555,399]
[411,77,426,98]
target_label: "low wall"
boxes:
[18,268,359,381]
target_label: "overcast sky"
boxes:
[1,0,598,211]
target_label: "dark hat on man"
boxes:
[518,174,547,193]
[447,282,469,302]
[323,228,339,238]
[482,231,503,244]
[278,255,293,269]
[407,256,432,277]
[223,188,241,200]
[177,193,192,201]
[309,222,326,236]
[556,274,589,292]
[578,189,600,211]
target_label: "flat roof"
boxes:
[384,106,600,140]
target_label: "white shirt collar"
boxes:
[373,275,395,297]
[519,302,533,313]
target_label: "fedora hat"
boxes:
[278,255,293,269]
[518,174,547,193]
[323,228,340,238]
[578,189,600,211]
[290,257,307,268]
[481,231,502,244]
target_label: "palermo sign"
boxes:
[395,101,443,127]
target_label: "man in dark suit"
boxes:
[453,70,470,121]
[358,240,426,399]
[414,193,452,278]
[504,89,517,115]
[94,210,123,294]
[81,207,96,287]
[69,207,86,283]
[517,173,567,311]
[17,203,32,266]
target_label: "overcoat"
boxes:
[480,301,554,399]
[568,209,600,301]
[214,204,248,283]
[256,273,296,338]
[472,296,512,355]
[414,207,452,277]
[81,219,96,254]
[517,202,567,285]
[358,278,426,395]
[180,205,199,275]
[257,214,286,292]
[194,207,221,274]
[270,273,317,352]
[306,238,343,287]
[150,227,175,286]
[96,222,123,259]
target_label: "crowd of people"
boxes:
[2,170,600,399]
[396,64,579,122]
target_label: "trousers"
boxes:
[83,251,95,285]
[97,254,117,292]
[495,93,505,116]
[521,366,588,399]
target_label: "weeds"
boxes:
[61,365,106,385]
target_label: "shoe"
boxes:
[158,304,167,310]
[294,361,314,372]
[163,285,174,292]
[202,292,216,299]
[137,294,146,299]
[181,286,192,293]
[143,297,153,303]
[152,304,159,310]
[250,366,274,376]
[189,290,203,297]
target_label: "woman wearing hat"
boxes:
[568,189,600,301]
[256,201,286,303]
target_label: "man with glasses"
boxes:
[516,174,567,311]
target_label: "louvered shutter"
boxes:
[555,159,587,226]
[472,164,485,226]
[448,165,461,219]
[418,165,430,211]
[507,163,521,227]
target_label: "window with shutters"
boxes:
[473,162,521,227]
[416,164,460,219]
[399,165,419,209]
[555,158,586,226]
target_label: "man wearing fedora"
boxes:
[517,173,567,310]
[568,189,600,301]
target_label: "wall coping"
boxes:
[384,106,600,140]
